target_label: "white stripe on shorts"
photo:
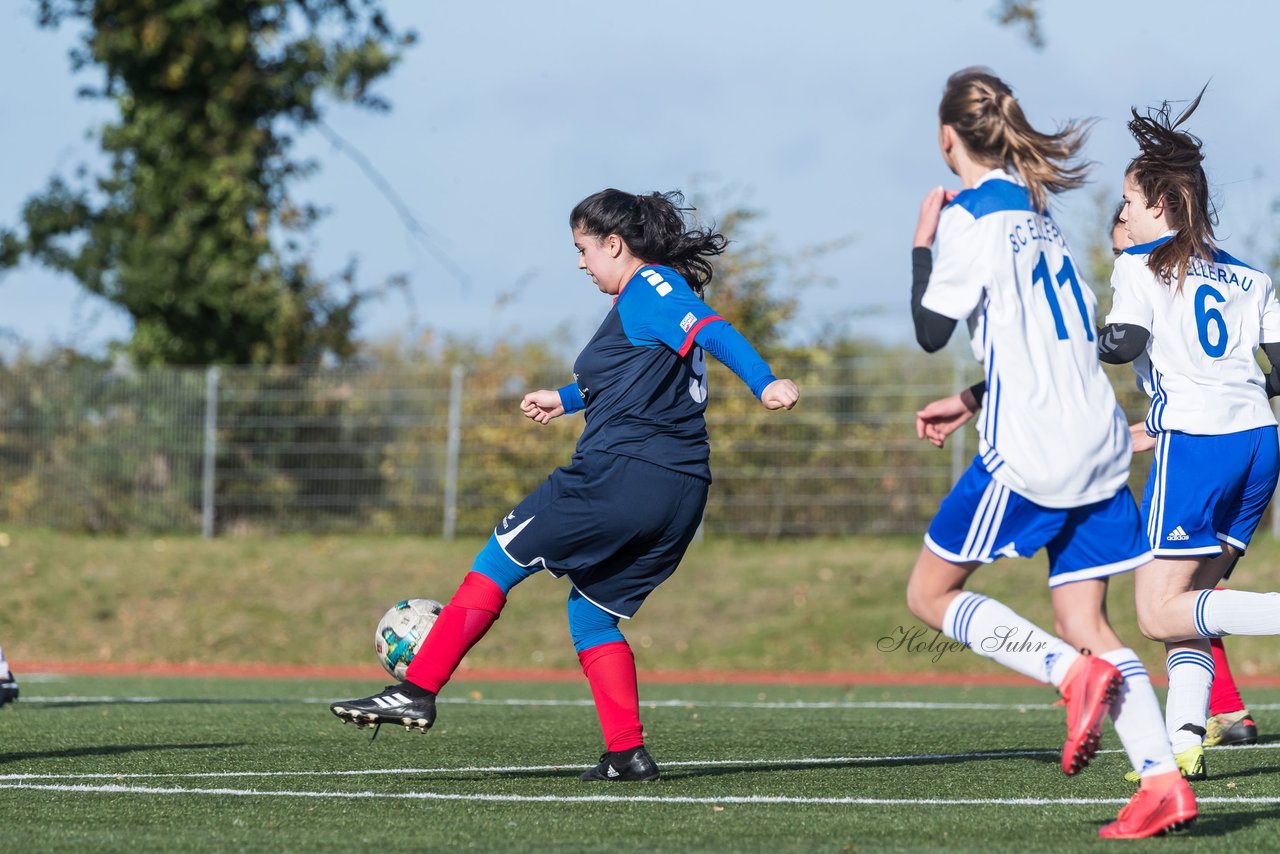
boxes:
[1147,433,1170,548]
[959,480,1010,562]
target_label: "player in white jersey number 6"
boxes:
[1107,205,1262,755]
[907,68,1195,839]
[1097,90,1280,786]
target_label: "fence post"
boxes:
[201,365,220,538]
[443,364,464,540]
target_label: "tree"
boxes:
[994,0,1044,49]
[706,207,799,351]
[0,0,414,365]
[695,193,850,352]
[1082,188,1123,309]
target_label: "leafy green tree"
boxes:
[994,0,1043,48]
[0,0,414,365]
[706,208,798,351]
[1082,188,1122,308]
[698,196,851,351]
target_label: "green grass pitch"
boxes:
[4,675,1280,852]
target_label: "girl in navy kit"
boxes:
[332,189,798,782]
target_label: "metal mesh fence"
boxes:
[0,354,1259,538]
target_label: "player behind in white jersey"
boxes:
[0,645,15,708]
[908,68,1195,839]
[1098,90,1280,782]
[1106,203,1261,757]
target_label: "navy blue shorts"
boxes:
[493,451,709,618]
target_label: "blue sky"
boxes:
[3,1,1280,359]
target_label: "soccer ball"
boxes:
[374,598,443,680]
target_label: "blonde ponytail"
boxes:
[939,68,1093,212]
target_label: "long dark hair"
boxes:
[939,67,1092,212]
[570,189,727,295]
[1126,87,1215,290]
[1111,201,1125,231]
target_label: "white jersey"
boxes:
[922,169,1131,508]
[1106,234,1280,436]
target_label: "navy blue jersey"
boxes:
[568,265,724,481]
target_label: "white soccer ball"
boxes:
[374,598,443,680]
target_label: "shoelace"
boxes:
[1118,786,1161,821]
[365,685,400,742]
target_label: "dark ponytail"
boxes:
[570,189,727,296]
[1126,86,1215,291]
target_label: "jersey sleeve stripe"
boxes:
[678,315,725,357]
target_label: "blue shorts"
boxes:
[492,451,708,618]
[1141,426,1280,557]
[925,458,1151,587]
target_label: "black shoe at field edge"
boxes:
[1207,710,1259,747]
[329,681,436,732]
[0,670,16,708]
[580,746,660,782]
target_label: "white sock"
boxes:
[1165,646,1214,753]
[942,592,1079,685]
[0,645,7,680]
[1196,589,1280,636]
[1101,648,1177,778]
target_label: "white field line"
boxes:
[17,696,1062,711]
[21,695,1280,713]
[5,741,1278,783]
[2,781,1280,807]
[0,750,1055,781]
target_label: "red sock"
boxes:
[404,572,506,693]
[1209,636,1246,716]
[579,641,644,752]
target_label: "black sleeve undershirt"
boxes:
[1096,323,1151,365]
[1264,342,1280,398]
[911,248,958,353]
[915,253,1280,404]
[1095,328,1280,398]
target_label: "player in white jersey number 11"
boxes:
[907,67,1195,840]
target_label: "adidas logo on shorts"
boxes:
[1166,526,1190,542]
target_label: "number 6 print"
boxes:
[1194,284,1227,357]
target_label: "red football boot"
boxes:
[1058,655,1123,775]
[1099,771,1197,839]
